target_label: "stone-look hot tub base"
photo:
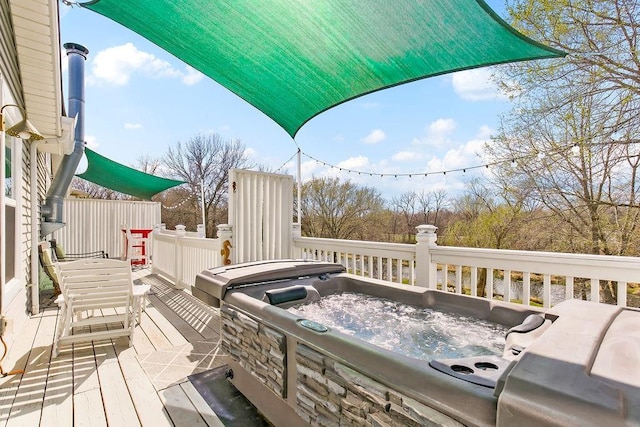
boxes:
[294,343,463,426]
[221,304,463,426]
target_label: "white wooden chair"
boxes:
[53,258,138,357]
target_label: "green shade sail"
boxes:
[77,148,185,200]
[82,0,565,138]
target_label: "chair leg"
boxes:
[128,315,135,347]
[52,312,67,358]
[137,295,145,325]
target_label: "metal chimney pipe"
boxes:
[41,43,89,237]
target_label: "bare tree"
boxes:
[390,191,418,243]
[416,188,450,229]
[300,177,386,240]
[70,177,129,200]
[162,134,253,237]
[134,155,161,174]
[488,0,640,257]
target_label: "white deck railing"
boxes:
[151,224,639,308]
[293,236,417,286]
[429,245,638,308]
[151,230,223,289]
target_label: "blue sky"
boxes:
[59,1,515,200]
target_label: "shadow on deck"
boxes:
[0,272,242,426]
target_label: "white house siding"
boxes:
[0,0,24,107]
[0,0,61,351]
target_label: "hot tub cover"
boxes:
[81,0,565,137]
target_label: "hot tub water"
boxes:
[289,292,508,361]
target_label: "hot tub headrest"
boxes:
[505,314,545,338]
[265,286,308,305]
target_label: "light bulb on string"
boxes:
[571,144,580,156]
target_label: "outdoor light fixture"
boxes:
[0,104,44,140]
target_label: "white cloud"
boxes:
[392,151,422,162]
[362,129,386,145]
[426,138,486,174]
[124,122,143,130]
[182,66,204,85]
[413,118,456,146]
[61,51,68,74]
[337,155,370,170]
[90,43,202,86]
[359,102,382,109]
[333,134,345,143]
[84,135,98,150]
[451,68,508,101]
[430,118,456,135]
[476,125,493,140]
[300,159,321,181]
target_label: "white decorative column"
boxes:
[415,224,438,288]
[174,225,186,288]
[291,223,302,259]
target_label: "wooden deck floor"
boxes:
[0,271,230,426]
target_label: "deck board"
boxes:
[143,304,190,347]
[118,357,174,427]
[0,271,227,427]
[0,306,46,424]
[159,385,208,427]
[40,348,73,427]
[179,381,225,427]
[5,306,57,427]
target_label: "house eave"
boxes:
[9,0,64,138]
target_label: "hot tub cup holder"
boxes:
[429,355,512,388]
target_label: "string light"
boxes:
[161,193,195,210]
[274,151,299,173]
[571,144,580,156]
[287,139,627,180]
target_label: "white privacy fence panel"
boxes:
[229,169,293,263]
[54,198,160,260]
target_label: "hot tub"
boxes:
[193,259,640,427]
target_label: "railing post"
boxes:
[415,225,438,288]
[175,225,186,289]
[151,226,160,276]
[292,223,302,259]
[217,224,233,265]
